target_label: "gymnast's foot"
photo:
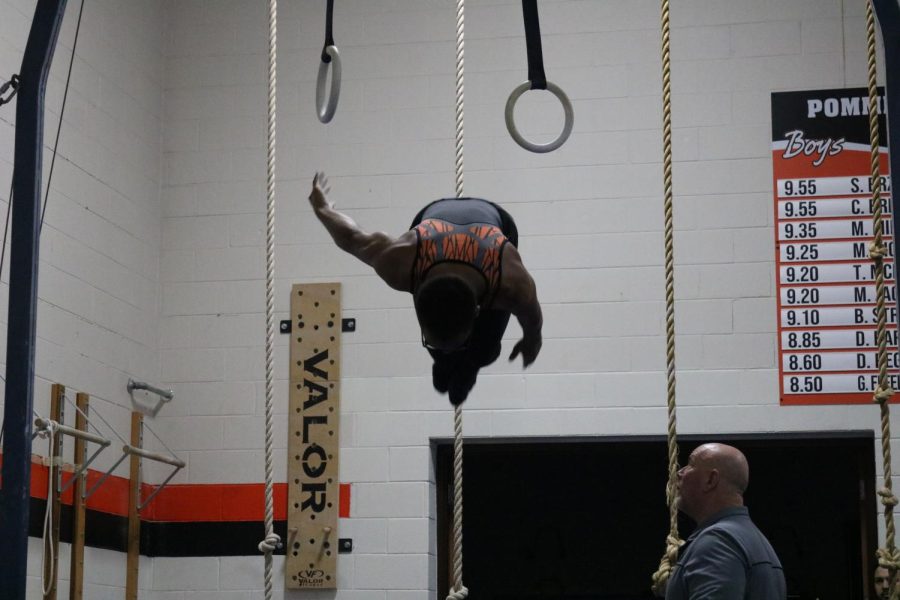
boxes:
[432,362,452,393]
[448,365,477,406]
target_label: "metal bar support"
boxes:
[0,3,69,597]
[127,378,174,401]
[138,463,183,510]
[125,444,186,468]
[34,418,111,446]
[32,416,112,494]
[83,451,129,501]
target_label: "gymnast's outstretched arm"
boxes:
[308,172,412,291]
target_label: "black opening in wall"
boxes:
[435,433,876,600]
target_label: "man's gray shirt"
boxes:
[665,507,786,600]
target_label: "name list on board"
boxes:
[772,88,896,404]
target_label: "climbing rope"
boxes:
[454,0,465,200]
[37,420,59,597]
[257,0,281,598]
[864,1,900,595]
[447,1,468,599]
[650,0,683,594]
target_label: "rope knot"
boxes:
[877,546,900,570]
[446,585,469,600]
[873,386,895,404]
[878,487,900,507]
[650,535,684,596]
[258,532,282,554]
[870,241,889,260]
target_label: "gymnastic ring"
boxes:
[504,80,574,153]
[316,45,342,123]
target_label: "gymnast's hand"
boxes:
[309,171,333,213]
[509,334,541,368]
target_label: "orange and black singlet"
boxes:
[410,198,509,307]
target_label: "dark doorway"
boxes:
[435,433,876,600]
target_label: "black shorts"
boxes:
[409,197,519,246]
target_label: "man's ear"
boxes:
[704,468,720,491]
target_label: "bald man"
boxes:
[875,566,889,600]
[665,443,786,600]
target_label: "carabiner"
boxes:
[0,74,20,107]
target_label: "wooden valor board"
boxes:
[286,283,342,589]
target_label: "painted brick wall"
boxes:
[0,0,164,598]
[25,537,157,600]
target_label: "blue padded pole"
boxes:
[0,2,68,598]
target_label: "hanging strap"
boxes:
[321,0,335,63]
[522,0,546,90]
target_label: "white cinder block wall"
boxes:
[156,1,894,598]
[0,0,165,597]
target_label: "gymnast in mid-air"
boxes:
[308,172,543,406]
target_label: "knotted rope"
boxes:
[258,0,281,598]
[864,1,899,596]
[650,0,683,594]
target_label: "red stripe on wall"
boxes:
[4,455,348,523]
[149,483,289,522]
[339,482,351,518]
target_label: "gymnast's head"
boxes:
[415,274,480,352]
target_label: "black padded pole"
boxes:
[0,2,67,598]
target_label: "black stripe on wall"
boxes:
[28,498,288,557]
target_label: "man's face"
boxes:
[421,326,474,353]
[875,566,892,599]
[675,448,708,519]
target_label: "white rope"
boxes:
[454,0,465,199]
[448,405,468,600]
[258,0,281,597]
[38,421,58,597]
[448,1,469,599]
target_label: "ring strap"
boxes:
[522,0,546,89]
[322,0,335,63]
